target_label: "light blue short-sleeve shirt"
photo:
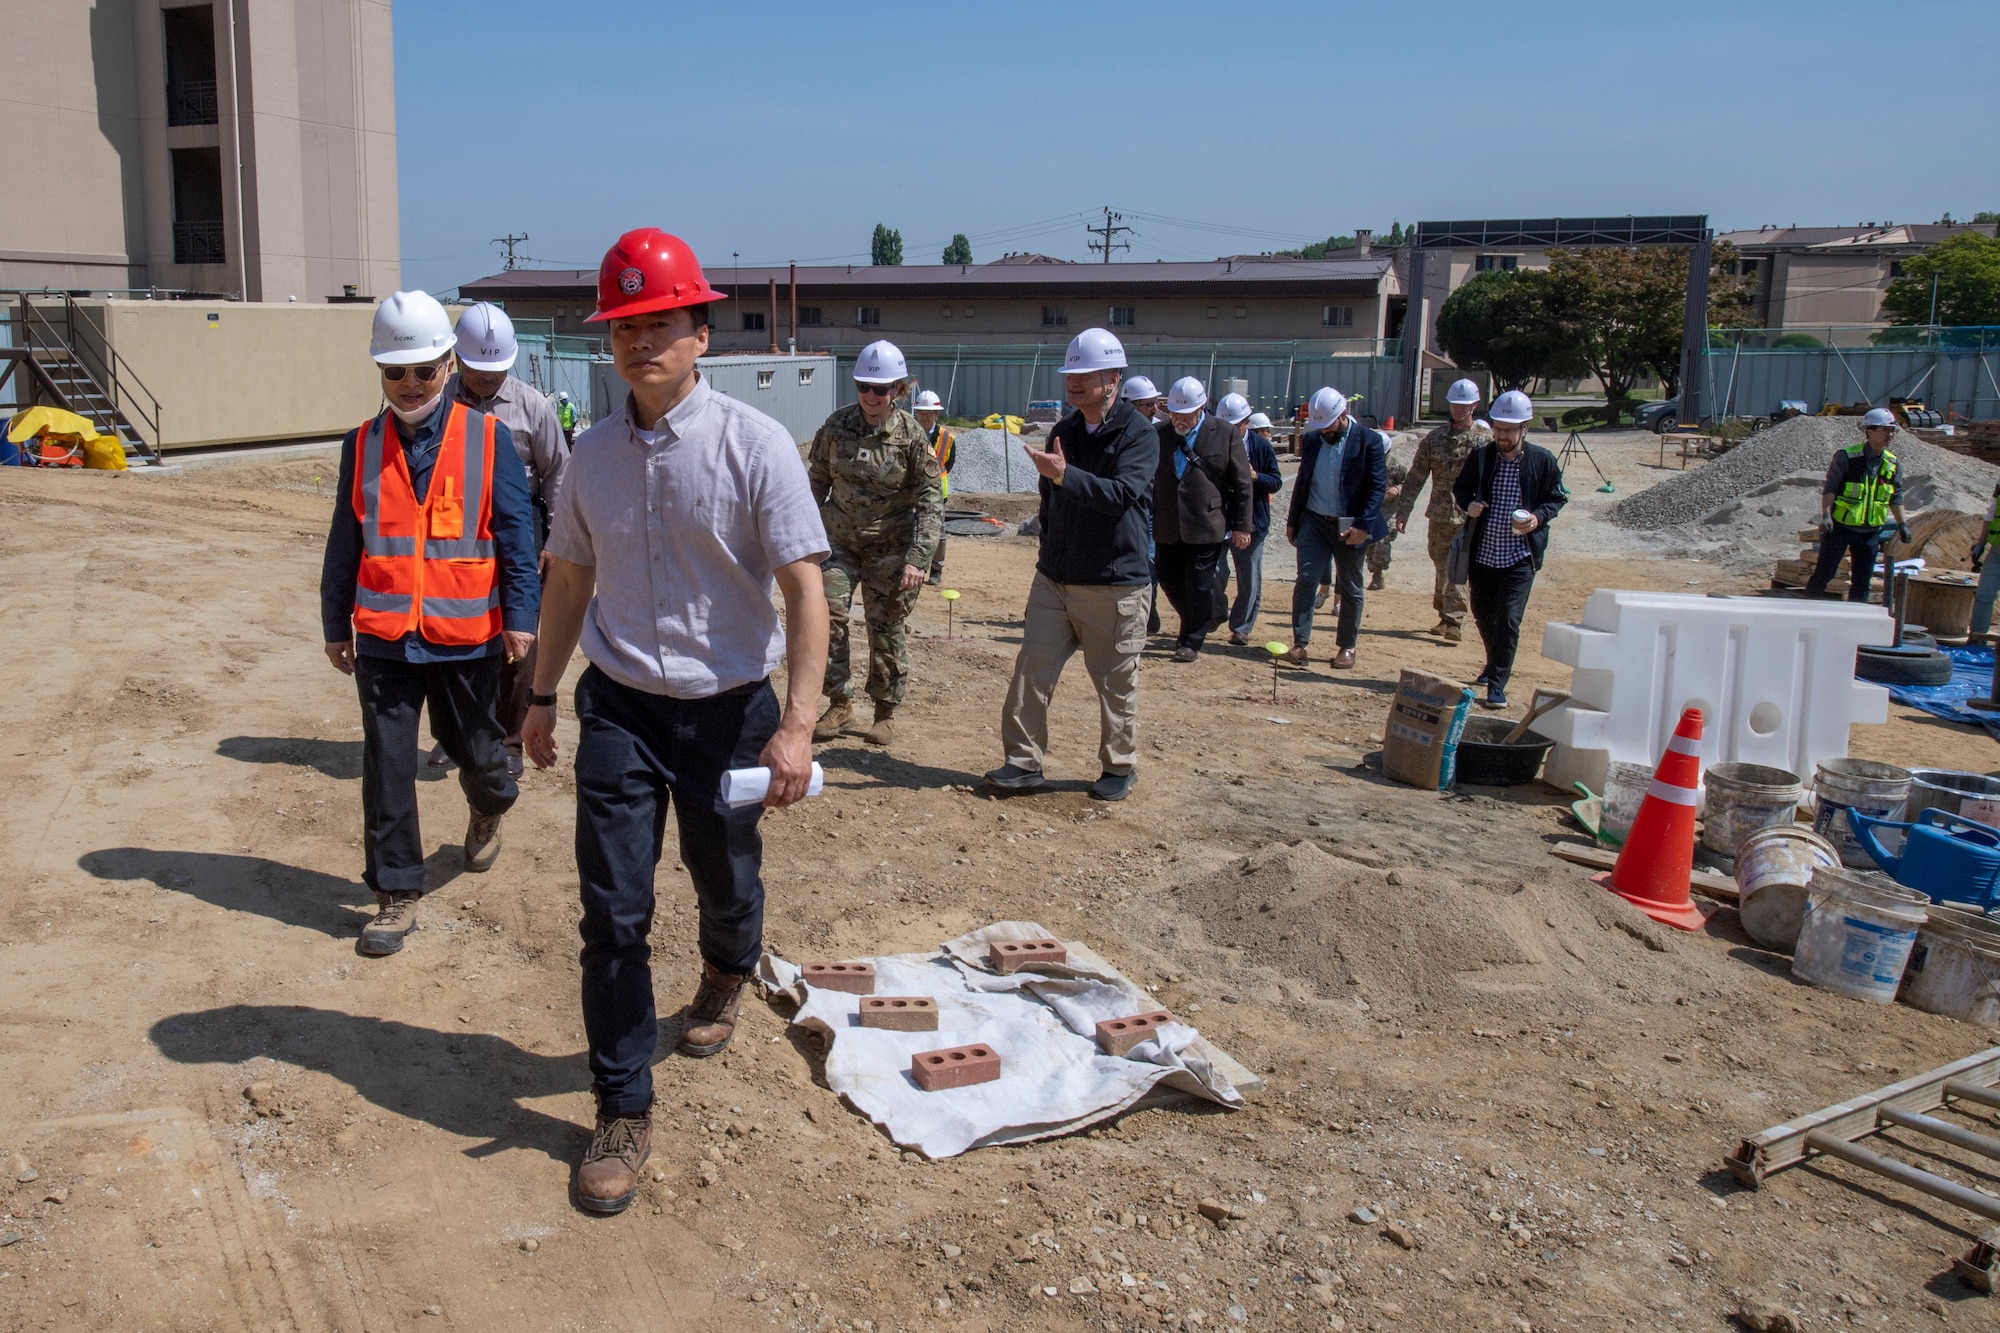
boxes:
[546,374,829,699]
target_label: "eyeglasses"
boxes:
[382,362,447,384]
[855,383,894,398]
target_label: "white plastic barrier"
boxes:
[1538,590,1891,797]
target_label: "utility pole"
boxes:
[1086,208,1131,263]
[491,233,531,270]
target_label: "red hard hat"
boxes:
[585,227,729,322]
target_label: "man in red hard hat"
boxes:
[523,228,829,1214]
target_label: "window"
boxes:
[961,306,974,318]
[1475,254,1518,273]
[1206,306,1219,319]
[798,367,815,386]
[1889,260,1905,278]
[1041,306,1068,327]
[170,146,226,265]
[1109,306,1135,327]
[1322,305,1353,328]
[742,310,766,332]
[941,306,952,318]
[163,5,218,127]
[756,370,775,389]
[1234,307,1247,319]
[798,307,823,326]
[857,306,881,326]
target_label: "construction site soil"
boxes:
[1,429,1996,1333]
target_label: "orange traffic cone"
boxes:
[1595,706,1707,932]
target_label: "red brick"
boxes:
[1095,1010,1176,1058]
[911,1043,1002,1092]
[858,996,939,1031]
[987,937,1067,974]
[803,961,876,994]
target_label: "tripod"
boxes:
[1548,415,1615,493]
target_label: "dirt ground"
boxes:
[2,429,1997,1333]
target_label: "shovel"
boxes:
[1502,688,1571,744]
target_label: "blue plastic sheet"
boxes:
[1884,644,2000,739]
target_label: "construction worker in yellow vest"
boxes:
[912,389,956,584]
[1972,482,2000,635]
[1805,408,1909,603]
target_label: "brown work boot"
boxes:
[863,701,896,746]
[360,890,420,956]
[812,698,853,742]
[1439,621,1463,644]
[464,811,503,873]
[1368,570,1386,591]
[678,963,749,1057]
[575,1112,651,1214]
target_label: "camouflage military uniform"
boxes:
[1367,455,1412,577]
[808,403,945,706]
[1391,421,1491,627]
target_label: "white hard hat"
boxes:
[1305,387,1349,431]
[1120,375,1162,401]
[1246,411,1273,430]
[454,302,518,372]
[912,389,943,412]
[1490,389,1535,423]
[853,340,909,384]
[1166,377,1208,415]
[370,290,455,365]
[1861,407,1898,428]
[1062,327,1127,375]
[1446,377,1481,406]
[1216,392,1251,425]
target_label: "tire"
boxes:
[1855,647,1956,687]
[1652,412,1677,435]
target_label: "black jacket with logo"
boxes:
[1035,401,1160,586]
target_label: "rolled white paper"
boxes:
[721,762,825,807]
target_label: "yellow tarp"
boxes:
[6,405,108,445]
[980,414,1025,434]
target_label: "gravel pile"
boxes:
[946,427,1043,494]
[1609,416,2000,530]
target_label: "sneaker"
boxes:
[984,763,1048,792]
[1484,684,1508,709]
[575,1113,651,1214]
[678,963,749,1057]
[360,891,420,956]
[1472,666,1492,687]
[1089,769,1138,802]
[464,812,503,873]
[1172,645,1197,663]
[1313,586,1330,610]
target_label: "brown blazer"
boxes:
[1153,414,1256,545]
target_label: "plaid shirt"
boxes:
[1475,454,1530,567]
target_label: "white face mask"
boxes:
[389,390,443,424]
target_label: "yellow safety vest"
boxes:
[1829,444,1896,529]
[930,426,955,500]
[1987,493,2000,546]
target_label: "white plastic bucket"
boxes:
[1792,866,1929,1004]
[1734,824,1839,952]
[1599,761,1656,849]
[1811,758,1912,868]
[1702,762,1804,858]
[1900,907,2000,1026]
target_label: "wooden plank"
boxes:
[1547,842,1739,902]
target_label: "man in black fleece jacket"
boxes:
[987,328,1158,802]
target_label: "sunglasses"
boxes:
[855,383,894,398]
[382,362,447,384]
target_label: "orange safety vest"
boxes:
[349,403,502,646]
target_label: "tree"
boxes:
[941,233,973,265]
[870,224,904,266]
[1434,269,1584,391]
[1880,231,2000,326]
[1972,211,2000,225]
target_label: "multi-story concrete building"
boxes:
[1715,223,1999,329]
[1,0,399,301]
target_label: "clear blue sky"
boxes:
[392,0,1999,296]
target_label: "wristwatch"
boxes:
[527,690,558,708]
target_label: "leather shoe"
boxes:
[1089,769,1138,802]
[1171,646,1197,662]
[678,963,749,1056]
[576,1113,651,1214]
[984,763,1048,791]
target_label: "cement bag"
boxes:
[1383,668,1473,791]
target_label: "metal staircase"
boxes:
[3,295,163,465]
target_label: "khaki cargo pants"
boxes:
[1427,517,1470,627]
[1000,573,1147,777]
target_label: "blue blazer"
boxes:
[1245,429,1282,536]
[1285,421,1390,543]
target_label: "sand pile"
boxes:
[1610,416,1999,530]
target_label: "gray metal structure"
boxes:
[1695,329,2000,421]
[589,352,836,444]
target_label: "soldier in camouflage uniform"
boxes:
[808,341,944,746]
[1366,453,1411,590]
[1389,379,1491,643]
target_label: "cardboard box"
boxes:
[1382,669,1474,791]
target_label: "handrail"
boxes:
[59,295,162,449]
[12,297,161,457]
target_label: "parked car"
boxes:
[1634,397,1680,433]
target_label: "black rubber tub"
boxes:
[1455,716,1556,787]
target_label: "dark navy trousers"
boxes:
[572,666,777,1117]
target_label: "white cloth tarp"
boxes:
[757,921,1255,1159]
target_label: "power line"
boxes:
[1086,208,1131,263]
